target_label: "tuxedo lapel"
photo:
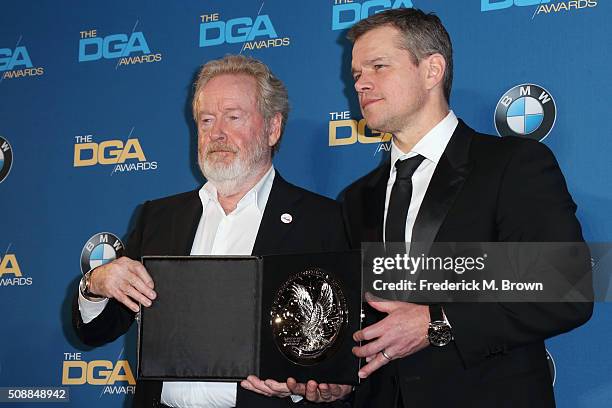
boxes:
[411,120,474,256]
[252,173,302,256]
[171,191,203,255]
[361,164,389,243]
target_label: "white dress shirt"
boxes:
[383,111,458,243]
[79,166,276,408]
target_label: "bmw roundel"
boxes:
[495,84,556,141]
[0,136,13,183]
[80,232,125,274]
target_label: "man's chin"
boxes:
[363,119,387,134]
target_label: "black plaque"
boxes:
[138,251,362,385]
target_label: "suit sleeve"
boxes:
[71,201,150,347]
[443,140,593,368]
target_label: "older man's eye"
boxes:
[374,64,386,70]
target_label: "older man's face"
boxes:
[196,74,272,189]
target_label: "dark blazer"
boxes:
[73,173,350,408]
[342,120,593,408]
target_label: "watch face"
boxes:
[270,268,348,365]
[428,323,452,347]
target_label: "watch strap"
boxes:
[429,304,443,322]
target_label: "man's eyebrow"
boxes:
[352,57,389,74]
[198,107,244,115]
[366,57,388,65]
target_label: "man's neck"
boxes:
[216,162,272,214]
[393,101,449,154]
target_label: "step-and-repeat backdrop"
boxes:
[1,1,610,406]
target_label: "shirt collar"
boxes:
[390,110,458,173]
[199,165,276,214]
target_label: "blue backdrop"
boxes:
[1,1,610,406]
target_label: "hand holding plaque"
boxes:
[240,376,352,402]
[138,252,361,385]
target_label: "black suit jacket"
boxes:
[342,120,593,408]
[73,173,350,408]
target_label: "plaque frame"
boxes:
[138,251,362,385]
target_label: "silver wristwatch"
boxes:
[79,270,105,300]
[427,304,453,347]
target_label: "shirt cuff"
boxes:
[290,394,304,403]
[441,306,452,328]
[78,287,109,324]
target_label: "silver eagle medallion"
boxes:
[270,268,348,365]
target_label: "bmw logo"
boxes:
[494,84,556,141]
[0,136,13,183]
[80,232,125,274]
[546,349,557,386]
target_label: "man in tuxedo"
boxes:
[73,55,352,407]
[342,8,593,407]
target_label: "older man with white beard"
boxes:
[72,55,352,408]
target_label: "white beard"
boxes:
[199,133,270,196]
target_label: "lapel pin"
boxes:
[281,213,293,224]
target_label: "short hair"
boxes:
[192,55,289,152]
[347,8,453,103]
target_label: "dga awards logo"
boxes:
[62,352,136,395]
[0,136,13,183]
[78,25,162,66]
[73,132,158,174]
[199,11,290,50]
[0,250,32,287]
[0,41,44,80]
[80,233,125,274]
[494,84,556,141]
[328,110,391,154]
[481,0,597,16]
[332,0,413,31]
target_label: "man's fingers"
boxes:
[353,318,386,342]
[365,294,399,314]
[89,258,156,303]
[305,380,319,401]
[286,379,350,402]
[125,272,156,302]
[329,384,344,398]
[358,351,391,379]
[242,375,275,397]
[329,384,352,400]
[240,380,271,397]
[126,259,155,290]
[318,383,332,400]
[352,336,387,358]
[286,377,305,395]
[114,291,140,313]
[364,291,387,303]
[122,284,153,308]
[243,375,291,398]
[264,379,290,395]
